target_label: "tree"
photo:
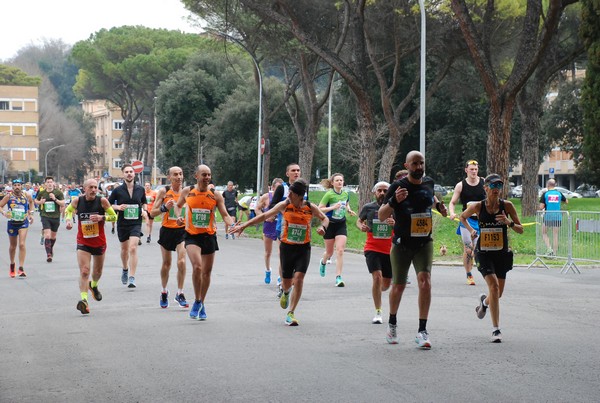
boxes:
[0,64,42,86]
[450,0,578,194]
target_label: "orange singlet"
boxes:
[184,186,217,235]
[162,187,185,229]
[280,201,313,245]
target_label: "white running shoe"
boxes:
[415,330,432,349]
[386,324,399,344]
[372,310,383,324]
[491,329,502,343]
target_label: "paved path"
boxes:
[1,218,599,402]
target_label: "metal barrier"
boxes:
[528,211,600,273]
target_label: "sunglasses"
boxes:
[488,182,503,189]
[466,160,478,166]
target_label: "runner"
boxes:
[254,177,284,284]
[150,166,189,309]
[176,164,236,320]
[318,173,356,287]
[379,151,448,349]
[230,179,329,326]
[65,179,117,315]
[460,174,523,343]
[539,178,567,256]
[34,176,65,262]
[222,181,238,239]
[64,183,82,223]
[1,179,35,278]
[108,164,148,288]
[449,159,486,285]
[357,181,394,324]
[144,182,157,243]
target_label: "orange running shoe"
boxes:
[9,263,15,278]
[466,276,476,286]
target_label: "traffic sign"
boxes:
[260,138,266,155]
[131,160,144,174]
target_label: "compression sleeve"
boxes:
[104,207,117,222]
[65,204,76,220]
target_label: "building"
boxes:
[0,85,39,182]
[510,148,576,190]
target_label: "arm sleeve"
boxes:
[65,204,76,220]
[269,186,284,209]
[108,191,116,204]
[104,206,118,222]
[383,182,399,205]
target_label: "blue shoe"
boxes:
[280,290,290,309]
[319,260,326,277]
[265,270,271,284]
[199,303,207,320]
[285,311,298,326]
[160,291,169,308]
[121,269,128,285]
[174,293,189,308]
[335,275,345,287]
[190,300,202,320]
[277,276,281,286]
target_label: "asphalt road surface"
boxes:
[1,218,599,402]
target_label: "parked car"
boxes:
[510,185,523,198]
[576,184,599,198]
[539,186,582,199]
[434,184,447,197]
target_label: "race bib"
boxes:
[81,220,100,238]
[480,227,504,251]
[286,223,308,244]
[410,213,432,237]
[332,203,346,220]
[146,196,154,204]
[372,219,392,239]
[191,208,210,228]
[168,206,186,220]
[44,201,56,213]
[123,205,139,220]
[11,206,26,221]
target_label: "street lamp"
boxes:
[153,97,158,186]
[45,144,66,177]
[418,0,426,156]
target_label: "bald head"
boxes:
[406,150,424,163]
[547,179,556,188]
[404,150,425,181]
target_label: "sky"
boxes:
[1,0,200,61]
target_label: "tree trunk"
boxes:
[486,95,515,199]
[518,100,541,217]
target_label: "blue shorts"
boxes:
[456,216,480,235]
[7,220,29,236]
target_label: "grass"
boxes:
[218,193,600,266]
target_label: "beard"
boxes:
[409,170,424,180]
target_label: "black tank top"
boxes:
[460,178,486,211]
[476,199,509,253]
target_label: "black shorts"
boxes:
[117,224,143,243]
[158,226,186,252]
[279,242,311,279]
[364,251,392,278]
[476,250,513,279]
[41,216,61,232]
[543,218,563,228]
[226,207,237,217]
[184,232,219,255]
[77,244,106,256]
[324,220,347,239]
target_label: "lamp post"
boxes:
[45,144,66,177]
[418,0,426,156]
[153,97,158,186]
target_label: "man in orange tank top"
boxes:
[176,164,236,320]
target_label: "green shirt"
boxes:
[319,189,350,223]
[36,189,64,218]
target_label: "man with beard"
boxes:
[379,151,447,349]
[35,176,65,262]
[357,181,394,324]
[108,164,148,288]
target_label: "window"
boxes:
[12,126,24,135]
[113,120,124,130]
[113,158,123,169]
[0,101,8,110]
[113,140,123,149]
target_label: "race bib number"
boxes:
[372,219,392,239]
[480,227,503,251]
[123,205,139,220]
[146,196,153,204]
[81,220,100,238]
[44,201,56,213]
[332,203,346,220]
[11,206,26,221]
[191,208,210,228]
[410,213,432,237]
[286,223,308,244]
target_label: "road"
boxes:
[1,218,599,402]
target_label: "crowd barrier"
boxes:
[528,211,600,274]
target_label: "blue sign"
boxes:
[103,171,109,178]
[549,168,555,174]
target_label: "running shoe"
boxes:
[277,276,282,286]
[190,300,202,320]
[111,227,115,234]
[121,269,129,285]
[319,260,326,277]
[225,234,229,240]
[138,239,142,246]
[9,263,15,278]
[476,294,487,319]
[276,284,283,299]
[372,310,383,324]
[265,270,271,284]
[146,236,151,244]
[285,311,299,326]
[88,281,103,301]
[466,276,476,286]
[17,267,26,278]
[415,330,432,349]
[326,258,332,264]
[47,254,53,263]
[76,299,90,315]
[174,293,189,308]
[231,233,235,240]
[386,324,399,344]
[40,235,44,245]
[335,276,345,287]
[280,290,290,309]
[160,291,169,308]
[127,276,136,288]
[199,303,207,320]
[491,329,502,343]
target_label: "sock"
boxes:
[493,326,500,332]
[81,291,88,300]
[178,289,183,294]
[466,272,472,278]
[51,238,56,250]
[162,288,168,293]
[483,299,489,307]
[266,268,271,272]
[418,319,428,333]
[91,280,98,288]
[44,239,52,255]
[376,308,382,314]
[389,314,397,325]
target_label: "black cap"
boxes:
[484,174,503,185]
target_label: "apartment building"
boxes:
[510,148,576,190]
[0,85,39,180]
